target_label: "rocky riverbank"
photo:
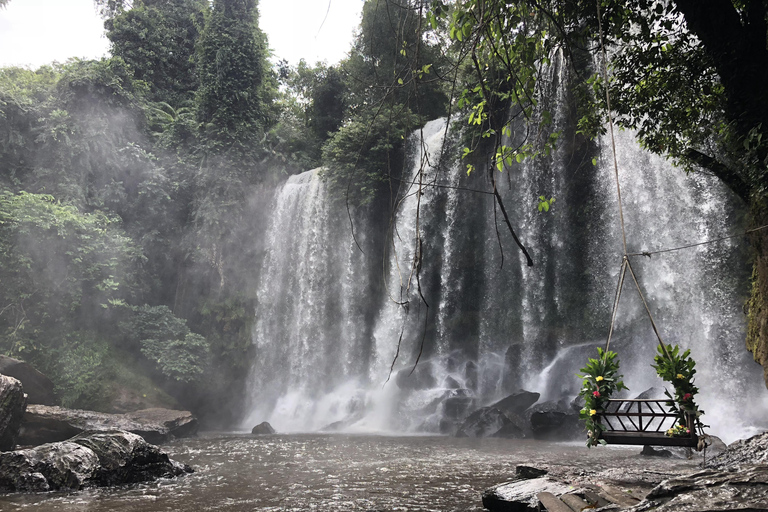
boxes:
[483,431,768,511]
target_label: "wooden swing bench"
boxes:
[597,398,698,447]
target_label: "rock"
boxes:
[482,477,571,512]
[626,465,768,512]
[527,398,583,441]
[455,407,511,438]
[395,364,436,391]
[515,465,547,479]
[0,375,27,451]
[251,421,276,435]
[464,361,478,391]
[619,387,665,413]
[123,408,199,443]
[19,405,198,446]
[492,422,526,439]
[640,445,672,457]
[442,376,462,389]
[443,396,475,420]
[70,430,192,486]
[0,430,191,492]
[490,390,540,416]
[0,355,57,406]
[0,441,98,492]
[501,344,524,393]
[705,430,768,469]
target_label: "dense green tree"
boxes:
[195,0,273,161]
[105,0,208,106]
[322,0,451,205]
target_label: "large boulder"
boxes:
[19,405,198,446]
[0,355,57,406]
[490,390,540,416]
[0,375,27,451]
[527,398,583,441]
[0,430,191,492]
[0,441,98,492]
[251,422,276,435]
[70,430,191,486]
[455,407,513,438]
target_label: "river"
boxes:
[0,433,701,511]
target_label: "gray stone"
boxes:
[0,441,98,492]
[0,375,26,451]
[490,390,540,416]
[0,430,191,493]
[455,407,511,438]
[19,405,198,446]
[70,430,192,486]
[443,396,475,420]
[626,465,768,512]
[706,431,768,469]
[251,421,276,435]
[482,477,571,512]
[527,398,582,441]
[0,355,57,406]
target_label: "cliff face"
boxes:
[746,204,768,388]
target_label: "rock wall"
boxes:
[746,202,768,388]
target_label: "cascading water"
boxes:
[244,67,767,442]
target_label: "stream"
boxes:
[0,433,700,511]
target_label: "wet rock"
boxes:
[443,396,475,421]
[619,387,664,413]
[492,422,526,439]
[123,408,198,443]
[527,398,582,441]
[490,390,540,416]
[627,465,768,512]
[0,355,57,406]
[705,430,768,469]
[71,430,192,486]
[464,361,478,391]
[455,407,511,438]
[395,365,436,391]
[501,344,524,393]
[0,441,98,492]
[0,430,191,492]
[251,422,276,435]
[640,445,672,458]
[0,375,27,451]
[19,405,198,446]
[482,477,571,512]
[515,465,547,479]
[442,376,462,389]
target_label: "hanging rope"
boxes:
[627,224,768,258]
[603,257,628,354]
[595,3,629,257]
[595,0,672,364]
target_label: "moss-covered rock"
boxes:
[746,201,768,388]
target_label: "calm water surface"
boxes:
[0,433,697,511]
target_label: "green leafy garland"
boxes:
[578,348,629,447]
[651,344,706,436]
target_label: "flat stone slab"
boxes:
[482,477,572,512]
[20,405,198,446]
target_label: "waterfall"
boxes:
[243,86,766,443]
